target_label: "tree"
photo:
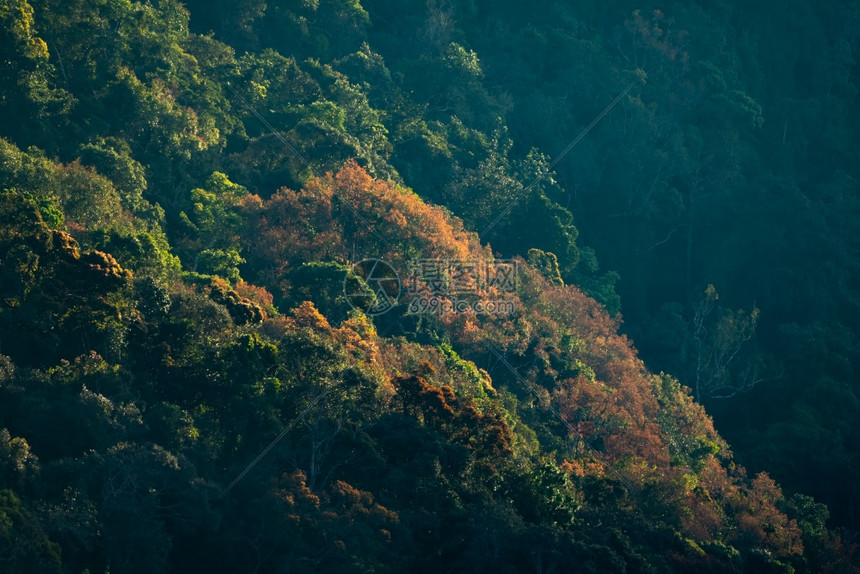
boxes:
[177,172,248,282]
[689,285,774,402]
[0,489,62,574]
[0,0,71,148]
[0,429,38,491]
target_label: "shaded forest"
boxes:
[0,0,859,572]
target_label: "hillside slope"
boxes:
[0,0,858,572]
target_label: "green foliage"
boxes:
[0,429,38,490]
[570,247,621,316]
[527,248,564,287]
[516,460,580,527]
[76,138,148,214]
[0,138,64,222]
[0,489,62,574]
[286,260,371,322]
[0,0,72,147]
[0,0,858,571]
[177,171,248,281]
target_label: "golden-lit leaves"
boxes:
[730,473,804,558]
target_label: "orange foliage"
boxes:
[324,161,482,264]
[273,469,321,515]
[245,162,806,557]
[234,280,275,311]
[286,300,333,331]
[393,368,513,461]
[243,182,345,282]
[730,473,804,558]
[245,162,494,304]
[329,480,400,526]
[625,9,690,65]
[266,469,400,559]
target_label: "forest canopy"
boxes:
[0,0,859,572]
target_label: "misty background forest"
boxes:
[1,0,859,572]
